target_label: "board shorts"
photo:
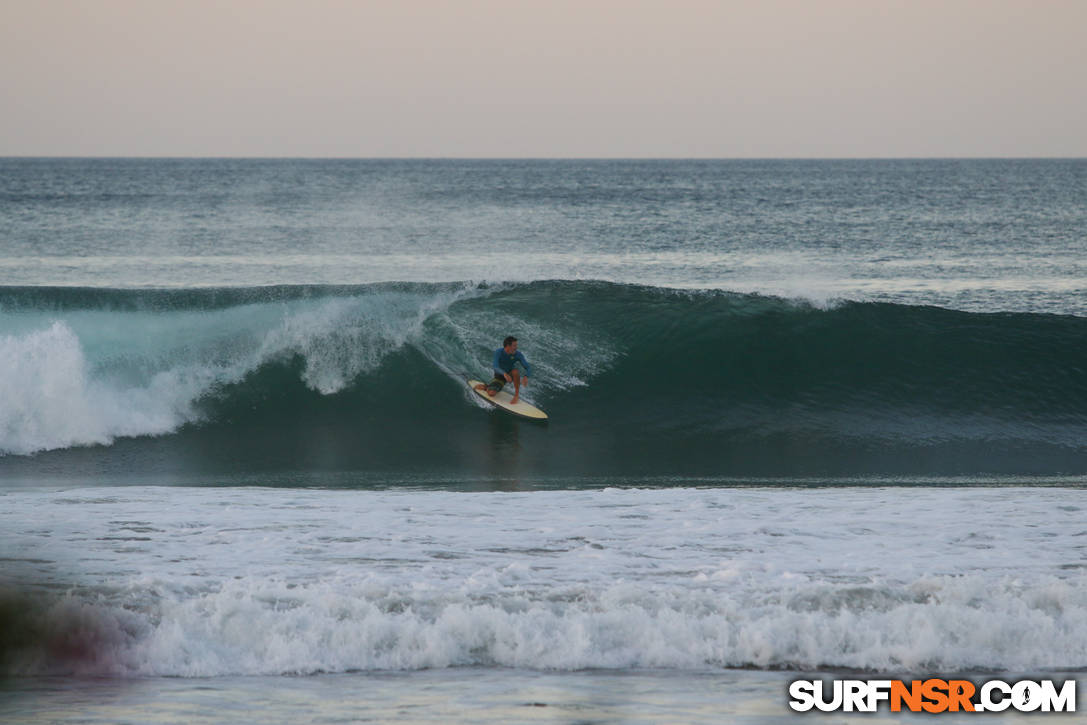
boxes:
[486,374,507,393]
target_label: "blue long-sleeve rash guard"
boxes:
[493,348,531,378]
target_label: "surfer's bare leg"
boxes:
[510,369,521,404]
[475,382,500,397]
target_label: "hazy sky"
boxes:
[2,0,1084,157]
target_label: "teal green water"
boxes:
[1,281,1086,478]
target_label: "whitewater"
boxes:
[3,485,1085,677]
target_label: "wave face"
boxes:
[2,281,1086,476]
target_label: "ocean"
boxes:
[1,158,1085,722]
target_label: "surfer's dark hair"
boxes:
[503,336,517,347]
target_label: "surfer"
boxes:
[475,336,532,404]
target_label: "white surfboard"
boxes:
[467,379,548,420]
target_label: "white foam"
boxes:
[0,321,125,455]
[2,486,1085,676]
[0,287,491,455]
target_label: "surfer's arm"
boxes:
[492,349,509,379]
[515,351,531,378]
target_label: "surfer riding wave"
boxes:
[475,336,531,404]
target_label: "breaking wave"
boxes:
[2,281,1086,475]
